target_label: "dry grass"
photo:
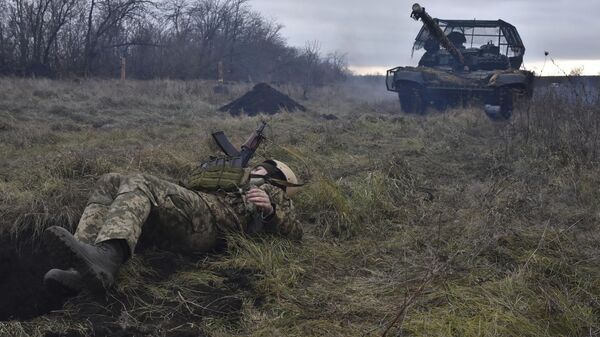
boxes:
[1,77,600,336]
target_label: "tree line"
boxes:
[0,0,348,85]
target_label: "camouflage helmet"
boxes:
[261,159,301,198]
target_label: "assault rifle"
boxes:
[184,121,268,192]
[188,121,300,194]
[210,121,268,168]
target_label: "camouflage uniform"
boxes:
[74,173,301,255]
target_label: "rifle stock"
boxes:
[210,121,267,168]
[212,131,240,157]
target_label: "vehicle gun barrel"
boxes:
[411,3,466,68]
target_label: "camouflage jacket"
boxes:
[198,183,302,241]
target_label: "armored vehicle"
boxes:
[386,3,534,119]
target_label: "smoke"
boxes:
[343,76,397,103]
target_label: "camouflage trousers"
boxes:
[74,173,222,255]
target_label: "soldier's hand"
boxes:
[246,187,274,216]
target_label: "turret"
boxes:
[410,3,466,70]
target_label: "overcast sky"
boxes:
[250,0,600,75]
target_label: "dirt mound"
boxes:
[219,83,306,116]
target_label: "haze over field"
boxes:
[251,0,600,75]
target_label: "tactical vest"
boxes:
[184,157,303,194]
[184,157,250,192]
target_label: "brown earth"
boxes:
[219,83,306,116]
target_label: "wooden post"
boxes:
[120,56,126,80]
[218,61,224,83]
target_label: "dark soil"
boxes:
[0,232,68,321]
[0,229,249,336]
[219,83,306,116]
[320,113,339,120]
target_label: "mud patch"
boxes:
[219,83,306,116]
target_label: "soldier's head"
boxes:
[253,160,301,198]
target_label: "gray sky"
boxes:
[250,0,600,75]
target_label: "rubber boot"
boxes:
[43,226,127,292]
[44,268,83,295]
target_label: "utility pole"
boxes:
[218,61,224,83]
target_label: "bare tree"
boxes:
[301,40,322,98]
[83,0,151,76]
[0,0,9,73]
[163,0,188,36]
[8,0,30,72]
[0,0,349,83]
[42,0,78,66]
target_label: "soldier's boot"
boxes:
[43,268,83,295]
[43,226,128,292]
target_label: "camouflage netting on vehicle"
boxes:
[219,83,306,116]
[417,67,477,87]
[413,66,531,88]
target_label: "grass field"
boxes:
[1,77,600,337]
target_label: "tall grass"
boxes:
[1,77,600,337]
[512,78,600,163]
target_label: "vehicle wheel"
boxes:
[433,99,448,111]
[398,85,426,114]
[498,87,514,120]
